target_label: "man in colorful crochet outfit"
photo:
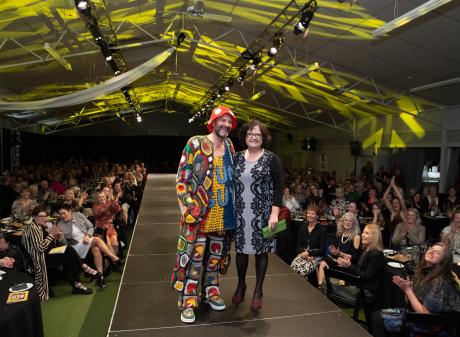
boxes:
[172,106,237,324]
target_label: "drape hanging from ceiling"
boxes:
[0,47,176,111]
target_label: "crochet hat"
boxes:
[207,106,237,132]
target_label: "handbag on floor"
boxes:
[290,255,320,278]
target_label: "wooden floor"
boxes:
[107,174,371,337]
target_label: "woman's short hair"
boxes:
[32,205,47,217]
[238,119,272,149]
[336,212,360,237]
[304,204,319,217]
[406,207,421,226]
[363,224,383,251]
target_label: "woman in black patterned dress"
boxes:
[232,120,284,311]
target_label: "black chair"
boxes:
[324,268,364,323]
[401,312,460,337]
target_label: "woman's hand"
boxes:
[329,245,339,256]
[300,251,310,260]
[49,224,61,237]
[393,275,412,292]
[337,256,351,268]
[0,257,15,268]
[83,235,91,244]
[268,213,278,231]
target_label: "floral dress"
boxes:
[233,150,284,254]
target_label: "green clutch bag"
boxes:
[262,219,287,238]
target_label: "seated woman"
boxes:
[282,186,300,213]
[330,186,349,219]
[361,187,380,218]
[93,190,121,256]
[443,186,460,213]
[58,204,122,288]
[316,212,361,290]
[372,242,460,337]
[22,206,97,302]
[383,177,407,239]
[12,187,38,220]
[0,233,24,271]
[62,188,87,212]
[391,208,426,249]
[290,205,326,279]
[371,203,386,229]
[336,224,386,326]
[441,209,460,265]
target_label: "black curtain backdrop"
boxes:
[18,132,188,173]
[16,132,241,173]
[386,148,440,191]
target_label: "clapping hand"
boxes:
[329,245,339,256]
[0,257,15,268]
[337,256,351,268]
[49,224,62,237]
[393,275,412,292]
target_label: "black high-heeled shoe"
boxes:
[97,275,107,288]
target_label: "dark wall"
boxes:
[18,132,190,173]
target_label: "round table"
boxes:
[0,268,44,337]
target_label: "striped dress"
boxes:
[22,222,55,302]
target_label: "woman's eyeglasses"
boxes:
[246,133,262,139]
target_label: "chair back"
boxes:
[402,312,460,337]
[324,268,364,321]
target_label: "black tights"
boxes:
[235,252,268,294]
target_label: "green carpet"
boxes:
[41,268,122,337]
[42,227,132,337]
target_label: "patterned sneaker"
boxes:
[204,295,226,311]
[180,308,195,324]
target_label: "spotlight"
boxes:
[241,48,256,60]
[176,32,186,46]
[94,35,103,44]
[293,0,318,36]
[114,70,121,76]
[136,114,142,123]
[224,85,230,92]
[75,0,91,16]
[105,55,113,62]
[268,32,284,57]
[237,69,247,82]
[249,56,261,71]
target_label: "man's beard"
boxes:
[214,126,229,139]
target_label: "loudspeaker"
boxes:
[350,141,361,156]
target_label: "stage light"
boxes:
[114,70,121,76]
[237,69,247,82]
[249,56,261,71]
[75,0,91,16]
[176,32,186,46]
[293,0,318,36]
[241,49,256,60]
[95,36,103,44]
[105,55,113,62]
[268,32,284,57]
[136,114,142,123]
[224,78,234,91]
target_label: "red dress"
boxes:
[92,200,120,238]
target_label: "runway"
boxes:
[107,174,371,337]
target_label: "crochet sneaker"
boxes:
[204,295,226,311]
[180,308,195,324]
